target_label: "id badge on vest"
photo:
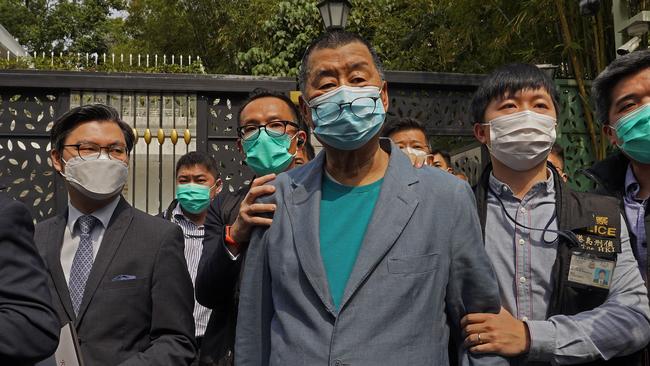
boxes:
[568,253,615,289]
[567,215,621,290]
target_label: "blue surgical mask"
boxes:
[308,85,386,150]
[615,103,650,164]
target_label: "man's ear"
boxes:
[603,124,618,146]
[297,130,307,147]
[212,178,223,197]
[290,130,307,154]
[299,95,314,130]
[51,149,64,174]
[236,138,244,155]
[473,123,489,145]
[380,81,389,112]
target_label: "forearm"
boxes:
[527,301,650,364]
[527,235,650,364]
[235,227,272,366]
[0,201,59,361]
[447,183,502,315]
[116,336,196,366]
[0,304,60,361]
[195,227,242,309]
[449,184,507,365]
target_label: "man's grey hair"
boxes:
[298,30,385,94]
[592,49,650,125]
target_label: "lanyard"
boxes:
[488,185,580,246]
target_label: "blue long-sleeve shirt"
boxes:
[624,164,648,280]
[485,171,650,364]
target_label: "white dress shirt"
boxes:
[60,196,121,284]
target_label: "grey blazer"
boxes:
[35,197,197,366]
[236,140,507,366]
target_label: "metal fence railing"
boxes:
[0,69,598,221]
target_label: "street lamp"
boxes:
[537,64,559,80]
[317,0,352,30]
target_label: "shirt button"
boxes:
[522,316,529,321]
[520,207,527,213]
[519,276,527,283]
[334,360,342,366]
[519,238,525,245]
[502,186,508,192]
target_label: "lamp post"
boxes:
[317,0,352,30]
[537,64,559,79]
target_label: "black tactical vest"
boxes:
[476,164,641,366]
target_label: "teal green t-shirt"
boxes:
[319,174,383,310]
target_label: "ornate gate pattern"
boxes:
[0,70,598,222]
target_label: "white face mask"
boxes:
[485,110,557,171]
[400,147,433,167]
[401,146,428,157]
[61,155,129,200]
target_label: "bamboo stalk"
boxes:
[596,9,609,158]
[554,0,601,160]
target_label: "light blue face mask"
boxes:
[615,103,650,164]
[308,85,386,150]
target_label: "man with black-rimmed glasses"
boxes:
[195,88,307,366]
[35,103,196,365]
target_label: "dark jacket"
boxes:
[585,152,650,366]
[160,199,179,221]
[194,187,249,366]
[35,197,197,365]
[476,163,643,365]
[585,152,650,282]
[0,194,60,365]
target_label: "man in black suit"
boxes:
[0,192,59,365]
[34,104,196,365]
[195,89,307,366]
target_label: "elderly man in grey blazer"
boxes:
[235,30,506,366]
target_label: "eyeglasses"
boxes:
[237,120,300,141]
[311,96,380,123]
[63,143,128,161]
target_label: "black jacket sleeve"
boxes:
[195,193,244,310]
[0,195,60,364]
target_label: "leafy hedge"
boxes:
[0,54,206,74]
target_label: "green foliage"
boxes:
[0,0,126,54]
[232,0,566,76]
[237,0,322,77]
[121,0,277,74]
[0,55,206,74]
[343,0,562,74]
[233,0,615,78]
[0,57,32,70]
[0,0,622,78]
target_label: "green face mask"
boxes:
[615,103,650,164]
[243,131,295,176]
[176,183,211,214]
